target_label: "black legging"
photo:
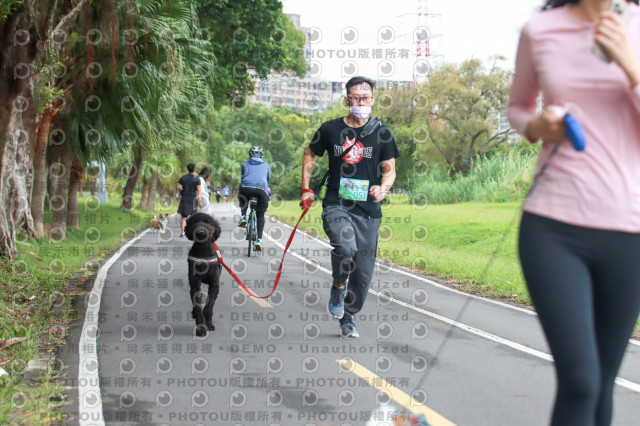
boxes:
[519,212,640,426]
[238,186,268,239]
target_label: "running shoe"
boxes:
[328,282,347,319]
[339,315,359,338]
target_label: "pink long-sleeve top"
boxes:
[508,3,640,232]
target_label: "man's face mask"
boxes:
[349,105,371,121]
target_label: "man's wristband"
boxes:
[301,188,314,196]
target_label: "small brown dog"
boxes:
[149,213,169,233]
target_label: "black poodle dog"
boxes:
[184,212,222,337]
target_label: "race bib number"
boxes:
[339,177,369,201]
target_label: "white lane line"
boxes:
[78,228,150,426]
[265,224,640,394]
[272,218,536,315]
[271,218,640,346]
[369,288,553,361]
[370,289,640,394]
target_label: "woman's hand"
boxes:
[526,106,566,142]
[595,10,640,86]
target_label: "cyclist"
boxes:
[238,146,271,251]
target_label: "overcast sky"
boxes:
[281,0,543,81]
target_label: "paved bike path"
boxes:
[59,201,640,425]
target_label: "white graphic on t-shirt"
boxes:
[334,137,373,164]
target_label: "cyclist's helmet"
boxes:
[249,146,263,158]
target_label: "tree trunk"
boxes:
[85,162,99,196]
[0,0,94,256]
[121,149,142,211]
[47,143,63,209]
[67,156,83,228]
[49,147,73,241]
[31,107,58,237]
[145,169,159,211]
[0,102,36,257]
[139,176,149,209]
[89,175,97,196]
[0,10,38,258]
[15,111,36,236]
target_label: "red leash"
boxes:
[212,199,312,299]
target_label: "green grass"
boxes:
[270,198,527,301]
[0,196,154,425]
[269,198,640,336]
[414,149,537,204]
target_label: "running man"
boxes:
[299,76,399,338]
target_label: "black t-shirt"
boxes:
[178,174,200,198]
[309,117,399,218]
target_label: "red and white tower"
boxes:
[412,0,441,85]
[416,0,429,59]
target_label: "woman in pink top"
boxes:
[508,0,640,424]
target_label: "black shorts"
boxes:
[178,196,198,217]
[238,186,269,213]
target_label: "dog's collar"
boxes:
[188,256,219,263]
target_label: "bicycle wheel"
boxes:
[247,219,253,257]
[247,210,257,257]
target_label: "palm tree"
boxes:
[118,0,216,210]
[0,0,92,255]
[43,0,217,239]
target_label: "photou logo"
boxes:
[119,358,136,375]
[305,27,322,44]
[192,357,209,374]
[377,60,395,78]
[413,26,430,43]
[266,356,284,374]
[341,27,358,45]
[414,59,431,76]
[339,389,356,407]
[267,390,284,407]
[411,355,428,373]
[377,26,396,44]
[307,60,322,78]
[341,60,358,78]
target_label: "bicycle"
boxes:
[245,197,258,257]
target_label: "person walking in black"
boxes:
[176,162,202,237]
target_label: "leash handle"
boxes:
[213,205,311,299]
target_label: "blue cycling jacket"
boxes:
[241,158,270,191]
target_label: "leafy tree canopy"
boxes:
[196,0,307,103]
[378,57,514,176]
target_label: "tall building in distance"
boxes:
[247,14,415,113]
[287,14,312,60]
[247,14,343,113]
[249,75,343,113]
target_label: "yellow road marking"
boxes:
[249,296,273,308]
[335,358,456,426]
